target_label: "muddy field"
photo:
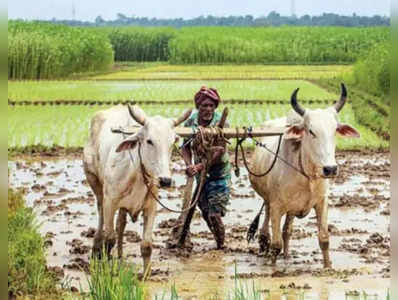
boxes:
[8,150,390,299]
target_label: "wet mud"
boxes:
[8,151,390,299]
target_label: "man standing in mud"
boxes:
[180,86,232,249]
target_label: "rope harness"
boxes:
[233,126,310,180]
[123,126,227,214]
[118,124,311,215]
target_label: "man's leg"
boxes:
[208,179,230,250]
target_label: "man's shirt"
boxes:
[184,111,231,180]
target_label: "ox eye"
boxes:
[309,129,316,138]
[147,139,153,145]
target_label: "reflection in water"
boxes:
[8,152,390,299]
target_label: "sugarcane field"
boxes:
[8,5,390,300]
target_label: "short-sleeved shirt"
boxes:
[184,111,231,181]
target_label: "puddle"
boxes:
[8,151,390,299]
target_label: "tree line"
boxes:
[36,12,389,27]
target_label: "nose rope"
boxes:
[136,141,204,213]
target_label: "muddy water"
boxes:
[8,151,390,299]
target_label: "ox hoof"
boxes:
[323,262,332,269]
[258,234,270,255]
[269,247,281,265]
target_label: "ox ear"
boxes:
[285,125,305,140]
[336,124,360,138]
[116,134,140,152]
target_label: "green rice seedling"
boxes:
[8,79,336,102]
[84,255,145,300]
[7,102,388,152]
[91,64,352,80]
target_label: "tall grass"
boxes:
[351,41,390,97]
[8,188,61,297]
[84,257,145,300]
[107,27,176,61]
[169,27,390,64]
[8,21,114,79]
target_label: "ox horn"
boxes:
[290,88,305,116]
[334,83,347,113]
[173,108,193,127]
[127,104,146,126]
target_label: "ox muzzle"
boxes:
[159,177,172,188]
[322,165,338,177]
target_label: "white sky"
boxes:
[8,0,391,21]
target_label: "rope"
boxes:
[234,127,283,178]
[234,126,309,180]
[137,142,202,214]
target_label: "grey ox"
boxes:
[249,84,360,268]
[83,105,191,274]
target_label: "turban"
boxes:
[194,86,221,109]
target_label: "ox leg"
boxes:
[259,203,270,255]
[315,200,331,268]
[141,197,156,278]
[103,199,117,257]
[116,208,128,259]
[269,205,283,265]
[282,214,294,259]
[85,170,104,258]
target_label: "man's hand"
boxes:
[186,163,204,177]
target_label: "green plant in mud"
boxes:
[91,64,352,80]
[8,188,61,298]
[84,256,145,300]
[8,79,335,102]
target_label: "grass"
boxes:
[8,103,388,151]
[90,64,352,80]
[8,188,62,298]
[83,257,145,300]
[8,79,337,102]
[315,78,390,140]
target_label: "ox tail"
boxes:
[246,203,265,243]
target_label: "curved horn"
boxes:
[173,108,193,127]
[290,88,305,116]
[334,83,347,113]
[127,104,146,126]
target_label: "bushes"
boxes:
[8,189,60,297]
[351,41,390,97]
[8,21,114,79]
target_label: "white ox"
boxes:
[83,105,191,274]
[249,84,360,268]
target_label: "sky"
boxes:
[8,0,390,21]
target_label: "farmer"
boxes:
[181,86,232,249]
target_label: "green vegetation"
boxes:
[7,22,390,81]
[8,79,336,102]
[316,78,390,140]
[351,41,390,97]
[8,103,388,152]
[91,64,352,80]
[108,27,176,61]
[8,188,61,298]
[169,27,389,64]
[8,21,114,79]
[85,257,145,300]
